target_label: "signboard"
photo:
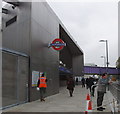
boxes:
[32,71,45,87]
[32,71,39,87]
[49,38,66,51]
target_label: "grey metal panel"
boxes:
[60,25,84,76]
[2,20,30,54]
[72,55,84,76]
[31,2,59,38]
[60,25,83,56]
[29,2,59,101]
[18,56,28,103]
[2,52,18,107]
[2,2,31,55]
[2,52,29,108]
[60,46,72,69]
[119,2,120,57]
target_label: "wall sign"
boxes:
[32,71,39,87]
[32,71,46,87]
[49,38,66,51]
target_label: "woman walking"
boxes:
[67,76,75,97]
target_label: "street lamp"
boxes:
[99,40,109,73]
[101,56,106,67]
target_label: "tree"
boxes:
[116,57,120,68]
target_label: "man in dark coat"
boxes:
[67,76,75,97]
[75,77,79,85]
[87,76,96,96]
[81,77,85,88]
[85,78,89,89]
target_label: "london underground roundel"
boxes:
[50,39,66,51]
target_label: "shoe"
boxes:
[40,98,45,101]
[97,108,103,111]
[42,98,45,101]
[100,107,106,110]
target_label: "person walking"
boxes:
[85,77,89,89]
[87,76,95,94]
[81,77,85,88]
[37,73,47,101]
[75,77,79,85]
[91,80,97,97]
[97,73,111,111]
[67,76,75,97]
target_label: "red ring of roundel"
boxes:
[52,39,64,51]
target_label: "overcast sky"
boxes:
[47,0,118,67]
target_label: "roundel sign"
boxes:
[49,38,66,51]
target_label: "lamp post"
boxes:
[101,56,106,67]
[99,40,109,73]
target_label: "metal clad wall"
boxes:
[2,2,31,107]
[2,53,18,107]
[60,46,72,69]
[2,3,31,55]
[2,52,29,108]
[18,56,29,104]
[72,55,84,76]
[30,2,59,101]
[60,26,72,69]
[59,25,84,76]
[118,2,120,80]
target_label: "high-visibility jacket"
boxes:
[38,77,47,88]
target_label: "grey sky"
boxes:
[47,1,118,67]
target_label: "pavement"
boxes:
[2,85,113,113]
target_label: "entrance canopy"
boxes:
[59,66,73,75]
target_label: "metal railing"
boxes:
[109,82,120,103]
[90,83,120,113]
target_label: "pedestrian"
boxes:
[87,76,95,94]
[75,77,79,85]
[97,73,111,111]
[67,76,75,97]
[37,73,47,101]
[91,79,97,97]
[85,77,89,89]
[81,77,85,88]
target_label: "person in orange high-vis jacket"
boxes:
[37,73,47,101]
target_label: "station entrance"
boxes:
[2,52,29,108]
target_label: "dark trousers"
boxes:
[82,83,85,87]
[40,87,46,99]
[76,82,78,85]
[89,86,92,92]
[69,89,74,97]
[86,84,89,89]
[97,91,105,107]
[91,86,96,96]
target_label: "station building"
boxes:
[2,1,84,108]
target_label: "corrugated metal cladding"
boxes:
[2,1,84,107]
